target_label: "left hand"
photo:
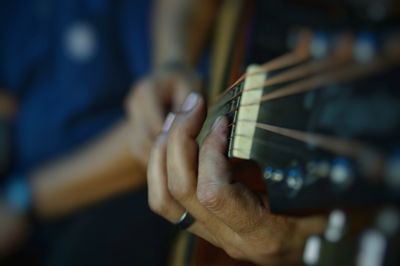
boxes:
[125,68,199,165]
[147,92,327,265]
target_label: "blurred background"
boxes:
[0,0,399,265]
[0,1,172,265]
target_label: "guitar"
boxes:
[169,23,400,266]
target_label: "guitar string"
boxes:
[205,58,349,124]
[202,62,340,140]
[208,33,396,117]
[215,58,395,165]
[201,38,399,179]
[206,44,355,120]
[208,32,359,119]
[227,121,385,179]
[211,29,314,102]
[205,57,320,121]
[242,41,400,107]
[202,38,398,154]
[240,58,392,108]
[212,50,310,105]
[244,55,348,92]
[204,55,394,150]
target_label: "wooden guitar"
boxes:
[168,21,400,265]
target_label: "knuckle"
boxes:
[148,196,170,217]
[196,183,224,211]
[168,179,193,202]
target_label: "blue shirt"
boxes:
[0,0,152,172]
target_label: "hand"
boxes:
[0,200,28,257]
[125,68,199,165]
[147,92,327,266]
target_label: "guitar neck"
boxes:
[198,33,400,215]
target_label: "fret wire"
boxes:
[208,88,243,114]
[206,98,242,126]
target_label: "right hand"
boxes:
[125,68,199,165]
[0,200,28,256]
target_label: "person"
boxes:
[0,0,201,265]
[146,92,328,265]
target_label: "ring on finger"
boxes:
[176,210,195,230]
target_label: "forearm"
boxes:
[152,0,197,68]
[29,120,146,218]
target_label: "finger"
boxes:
[197,116,272,234]
[147,113,185,222]
[197,118,309,261]
[147,113,219,246]
[166,93,238,244]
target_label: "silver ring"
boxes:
[176,210,195,230]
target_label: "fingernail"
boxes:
[212,116,228,138]
[181,92,199,112]
[162,112,175,133]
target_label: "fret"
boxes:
[196,82,244,146]
[227,83,242,157]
